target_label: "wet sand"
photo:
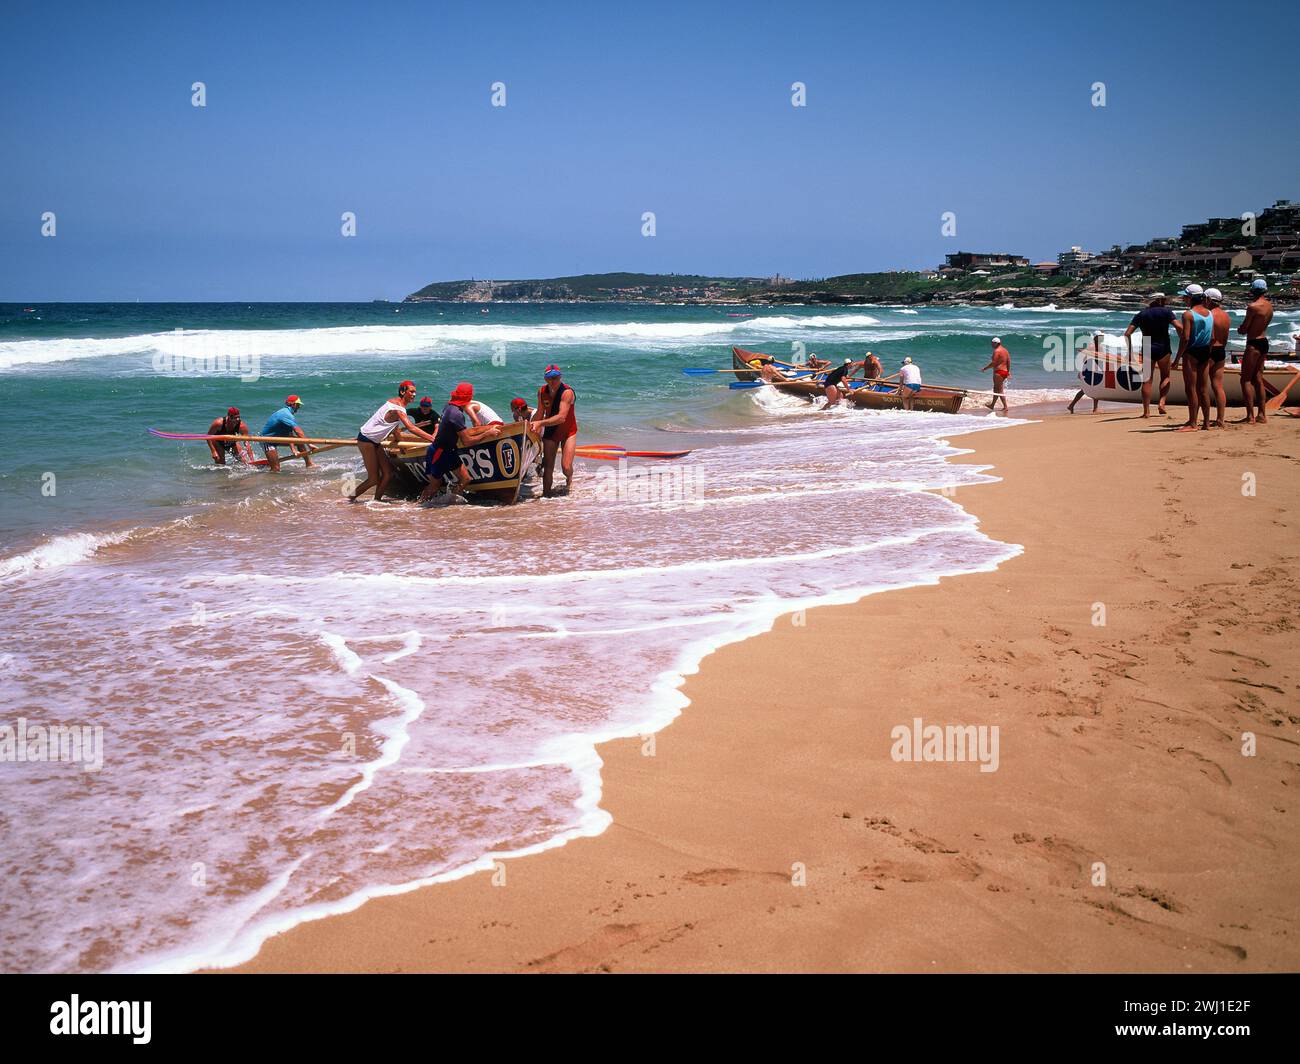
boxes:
[231,408,1300,973]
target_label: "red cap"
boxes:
[449,382,473,406]
[227,406,240,417]
[418,395,433,406]
[510,397,527,409]
[286,394,302,406]
[399,379,416,392]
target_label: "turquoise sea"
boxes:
[6,298,1293,973]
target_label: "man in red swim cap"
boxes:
[205,406,254,465]
[417,382,501,503]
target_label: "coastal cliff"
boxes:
[404,271,1296,310]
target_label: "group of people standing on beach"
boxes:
[1066,280,1277,427]
[206,364,580,503]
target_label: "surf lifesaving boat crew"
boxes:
[259,395,314,471]
[1238,278,1274,424]
[822,357,867,409]
[1205,288,1231,428]
[532,364,578,497]
[981,337,1011,414]
[863,351,883,382]
[1124,292,1177,418]
[1173,283,1214,433]
[885,356,923,410]
[417,382,502,504]
[407,395,440,429]
[206,406,254,465]
[350,381,439,503]
[466,397,504,426]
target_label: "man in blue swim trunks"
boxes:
[417,382,501,503]
[259,395,314,471]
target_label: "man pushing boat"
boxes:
[350,380,440,503]
[206,407,254,465]
[259,395,314,471]
[532,364,578,497]
[417,382,502,505]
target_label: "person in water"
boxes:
[1124,292,1178,418]
[532,364,578,497]
[1067,333,1104,414]
[407,395,440,429]
[1173,284,1214,432]
[206,406,254,465]
[259,395,314,471]
[466,397,503,426]
[1238,278,1274,424]
[417,382,502,504]
[1205,288,1231,428]
[893,356,923,410]
[350,380,439,503]
[822,357,867,409]
[863,351,883,382]
[982,337,1011,413]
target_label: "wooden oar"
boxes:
[151,430,362,446]
[1263,367,1300,414]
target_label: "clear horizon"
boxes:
[3,0,1296,301]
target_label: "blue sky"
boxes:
[2,0,1296,300]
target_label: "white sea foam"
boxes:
[0,314,897,370]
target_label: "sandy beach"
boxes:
[222,408,1299,973]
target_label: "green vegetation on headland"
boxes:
[404,269,1292,310]
[404,199,1299,309]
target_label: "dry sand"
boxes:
[232,409,1300,973]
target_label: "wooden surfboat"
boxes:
[1076,352,1300,408]
[386,420,542,504]
[732,347,967,414]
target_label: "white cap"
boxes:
[1204,287,1222,301]
[843,357,852,364]
[1180,283,1204,297]
[991,336,1001,344]
[903,356,913,364]
[1252,278,1268,290]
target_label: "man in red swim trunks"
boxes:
[532,364,577,497]
[982,337,1011,413]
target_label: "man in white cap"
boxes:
[894,356,922,411]
[1173,284,1213,431]
[821,356,869,409]
[981,337,1011,413]
[1124,292,1177,417]
[1204,288,1230,427]
[1237,278,1273,424]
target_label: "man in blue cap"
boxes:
[532,364,578,497]
[1238,278,1274,424]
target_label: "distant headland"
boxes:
[405,200,1299,310]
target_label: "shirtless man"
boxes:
[863,351,883,382]
[982,337,1011,413]
[1237,278,1274,424]
[206,406,254,465]
[1204,288,1231,427]
[1124,292,1177,418]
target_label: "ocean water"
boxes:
[0,299,1228,972]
